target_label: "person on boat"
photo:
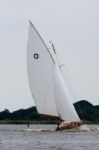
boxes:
[56,122,61,131]
[27,120,30,127]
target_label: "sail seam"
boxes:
[43,78,53,114]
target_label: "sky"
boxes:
[0,0,99,111]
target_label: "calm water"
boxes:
[0,124,99,150]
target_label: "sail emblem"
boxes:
[33,53,39,59]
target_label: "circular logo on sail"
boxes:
[33,53,39,59]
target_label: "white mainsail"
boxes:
[27,20,58,116]
[27,20,80,122]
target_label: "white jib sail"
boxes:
[27,21,58,116]
[54,64,80,122]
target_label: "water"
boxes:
[0,124,99,150]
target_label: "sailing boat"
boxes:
[27,20,84,131]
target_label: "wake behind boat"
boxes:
[27,20,90,131]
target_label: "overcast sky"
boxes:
[0,0,99,111]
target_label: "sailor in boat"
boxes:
[55,122,61,131]
[27,120,30,128]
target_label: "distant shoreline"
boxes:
[0,120,99,124]
[0,120,59,124]
[0,100,99,124]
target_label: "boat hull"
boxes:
[56,121,85,131]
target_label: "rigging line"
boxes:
[49,41,61,66]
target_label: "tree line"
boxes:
[0,100,99,124]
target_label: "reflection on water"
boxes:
[0,125,99,150]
